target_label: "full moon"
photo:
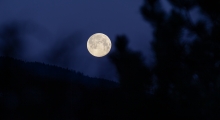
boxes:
[87,33,111,57]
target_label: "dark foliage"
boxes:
[108,35,152,119]
[0,57,119,120]
[139,0,220,119]
[0,21,25,57]
[109,35,152,92]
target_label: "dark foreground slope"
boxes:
[0,56,121,120]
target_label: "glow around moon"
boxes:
[87,33,111,57]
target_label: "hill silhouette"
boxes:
[0,56,119,120]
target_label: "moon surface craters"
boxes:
[87,33,111,57]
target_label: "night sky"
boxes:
[0,0,203,82]
[1,0,220,119]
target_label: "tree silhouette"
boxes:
[141,0,220,118]
[108,35,152,119]
[0,22,24,57]
[109,35,152,93]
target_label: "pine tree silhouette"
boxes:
[141,0,220,119]
[108,35,152,119]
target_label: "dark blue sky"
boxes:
[0,0,204,82]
